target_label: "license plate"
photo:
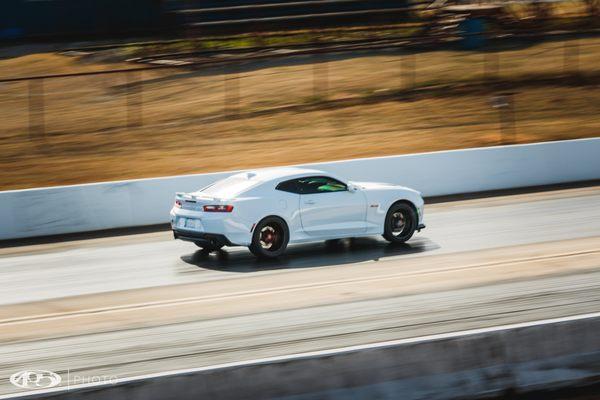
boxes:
[185,218,201,230]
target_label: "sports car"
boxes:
[171,167,425,258]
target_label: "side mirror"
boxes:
[347,183,358,192]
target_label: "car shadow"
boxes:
[181,236,440,272]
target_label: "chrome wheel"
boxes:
[249,217,289,258]
[259,225,281,250]
[391,211,407,237]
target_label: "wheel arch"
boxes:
[381,199,419,243]
[388,199,418,217]
[253,214,290,234]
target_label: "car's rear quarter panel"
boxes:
[235,183,302,244]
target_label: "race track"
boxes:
[1,185,599,396]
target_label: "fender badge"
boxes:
[370,204,379,208]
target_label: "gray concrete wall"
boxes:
[1,138,600,240]
[6,314,600,400]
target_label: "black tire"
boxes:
[194,242,224,252]
[382,202,417,244]
[248,217,289,258]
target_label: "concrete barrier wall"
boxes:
[1,138,599,240]
[7,313,600,400]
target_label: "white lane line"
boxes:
[1,249,598,327]
[1,311,599,399]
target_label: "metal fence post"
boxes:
[491,92,516,144]
[313,55,329,100]
[563,40,579,75]
[126,70,143,128]
[224,64,240,118]
[28,79,45,140]
[402,51,416,89]
[505,93,516,144]
[484,50,499,81]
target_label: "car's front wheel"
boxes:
[249,217,289,258]
[383,202,417,244]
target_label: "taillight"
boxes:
[174,200,182,208]
[203,205,234,212]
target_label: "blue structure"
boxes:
[458,18,487,49]
[0,0,164,40]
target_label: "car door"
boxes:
[297,176,367,237]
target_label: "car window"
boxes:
[276,176,347,194]
[298,176,347,194]
[276,179,303,194]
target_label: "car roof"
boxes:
[231,167,329,183]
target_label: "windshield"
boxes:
[198,175,257,198]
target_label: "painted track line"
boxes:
[0,248,597,327]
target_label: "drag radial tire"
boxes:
[249,217,289,258]
[194,242,224,252]
[383,202,417,244]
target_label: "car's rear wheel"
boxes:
[249,217,289,258]
[383,202,417,244]
[194,242,224,252]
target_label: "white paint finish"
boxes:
[169,167,422,247]
[299,190,368,236]
[1,138,599,240]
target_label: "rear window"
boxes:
[199,175,257,198]
[276,179,302,194]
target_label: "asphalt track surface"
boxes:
[0,185,599,396]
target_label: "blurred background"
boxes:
[1,0,599,190]
[1,3,600,398]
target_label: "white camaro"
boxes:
[171,167,425,258]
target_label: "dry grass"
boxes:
[0,37,599,190]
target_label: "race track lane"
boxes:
[0,185,599,395]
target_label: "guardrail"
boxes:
[4,312,600,400]
[1,138,599,241]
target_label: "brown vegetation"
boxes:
[0,37,599,190]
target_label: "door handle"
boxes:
[304,200,316,205]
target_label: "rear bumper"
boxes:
[173,229,235,247]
